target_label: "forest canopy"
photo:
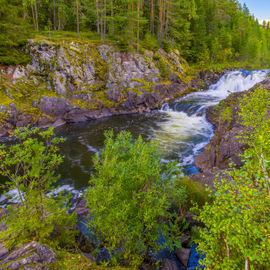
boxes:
[1,0,270,65]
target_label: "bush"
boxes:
[86,131,186,268]
[178,177,210,210]
[117,36,130,52]
[142,33,159,51]
[162,39,171,53]
[196,87,270,269]
[0,127,77,249]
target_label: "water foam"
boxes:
[158,69,269,168]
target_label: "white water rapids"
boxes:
[0,69,269,204]
[155,69,269,170]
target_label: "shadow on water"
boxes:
[54,69,270,190]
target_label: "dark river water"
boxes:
[0,69,269,203]
[55,69,269,190]
[56,111,205,190]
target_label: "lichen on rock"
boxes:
[0,39,218,137]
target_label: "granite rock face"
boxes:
[192,78,270,186]
[0,40,219,137]
[0,241,56,270]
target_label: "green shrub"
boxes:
[162,40,171,53]
[0,127,77,249]
[117,36,130,52]
[196,87,270,269]
[178,177,210,210]
[86,130,186,268]
[142,33,159,51]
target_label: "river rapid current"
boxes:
[0,69,269,204]
[56,69,269,190]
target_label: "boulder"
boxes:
[0,39,222,138]
[193,77,270,186]
[161,259,179,270]
[0,241,56,270]
[74,198,90,217]
[180,213,204,230]
[175,248,191,268]
[0,244,8,260]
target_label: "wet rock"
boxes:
[175,248,191,268]
[193,77,270,186]
[181,236,191,248]
[181,213,204,230]
[74,198,90,217]
[0,244,8,260]
[82,253,96,262]
[0,241,56,270]
[161,259,179,270]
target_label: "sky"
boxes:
[238,0,270,23]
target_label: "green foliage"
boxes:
[1,0,269,67]
[86,130,186,268]
[0,0,32,65]
[196,87,270,269]
[50,250,129,269]
[142,33,159,51]
[177,177,210,211]
[0,127,77,249]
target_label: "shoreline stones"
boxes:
[0,40,221,138]
[0,241,56,270]
[192,77,270,187]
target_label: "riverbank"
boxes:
[0,39,223,138]
[191,77,270,186]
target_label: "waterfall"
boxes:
[156,69,269,171]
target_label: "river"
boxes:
[0,69,269,204]
[56,69,269,190]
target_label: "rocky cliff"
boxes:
[0,39,219,137]
[191,78,270,186]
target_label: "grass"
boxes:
[33,31,117,46]
[51,251,130,270]
[179,177,211,210]
[190,60,270,74]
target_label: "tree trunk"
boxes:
[165,0,170,37]
[162,0,166,40]
[158,0,163,44]
[136,0,140,52]
[100,1,103,39]
[225,238,230,260]
[96,0,100,35]
[76,0,80,38]
[31,4,37,30]
[245,258,249,270]
[23,2,27,20]
[53,0,56,30]
[103,0,106,40]
[150,0,155,34]
[110,0,114,35]
[34,0,39,31]
[58,7,61,30]
[128,0,132,47]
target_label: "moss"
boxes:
[220,106,233,123]
[94,59,109,81]
[131,79,155,94]
[179,177,211,210]
[0,75,60,124]
[50,250,130,270]
[0,93,12,106]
